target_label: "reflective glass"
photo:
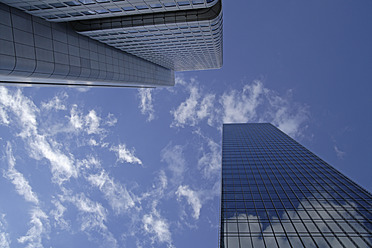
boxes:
[220,124,372,247]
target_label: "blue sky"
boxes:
[0,0,371,247]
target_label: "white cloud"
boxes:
[41,92,68,111]
[0,106,9,125]
[50,199,69,230]
[138,88,155,122]
[62,192,118,247]
[69,193,107,230]
[142,211,173,247]
[170,82,216,127]
[0,87,77,185]
[105,113,117,127]
[18,207,49,248]
[334,146,346,159]
[0,87,39,138]
[0,214,10,248]
[76,155,101,172]
[110,144,142,165]
[85,110,101,134]
[176,185,202,220]
[4,143,39,204]
[197,136,221,179]
[28,135,77,185]
[197,94,216,126]
[69,104,84,130]
[68,106,102,134]
[161,143,186,184]
[220,80,263,123]
[170,79,309,138]
[88,138,99,146]
[87,170,136,214]
[260,88,309,138]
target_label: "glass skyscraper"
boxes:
[0,0,222,87]
[220,123,372,247]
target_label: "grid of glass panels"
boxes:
[220,123,372,248]
[0,0,218,22]
[79,14,222,71]
[0,3,174,87]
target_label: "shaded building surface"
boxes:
[220,123,372,247]
[0,0,222,87]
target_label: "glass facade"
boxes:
[0,3,174,87]
[0,0,223,72]
[0,0,219,22]
[220,123,372,248]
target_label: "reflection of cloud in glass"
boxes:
[223,198,371,248]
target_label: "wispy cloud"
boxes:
[4,143,39,205]
[0,87,39,138]
[197,134,221,179]
[142,209,173,247]
[176,185,202,220]
[0,87,78,185]
[17,207,49,248]
[61,192,118,247]
[171,82,216,128]
[69,104,84,130]
[85,110,102,134]
[170,77,309,138]
[138,88,155,122]
[105,113,117,127]
[50,199,69,230]
[69,106,103,134]
[161,143,186,185]
[0,106,9,125]
[334,146,346,159]
[41,92,68,111]
[0,214,10,248]
[29,135,77,185]
[87,170,136,214]
[220,80,263,123]
[110,144,142,165]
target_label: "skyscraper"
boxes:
[0,0,222,87]
[220,123,372,247]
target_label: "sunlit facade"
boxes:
[220,123,372,247]
[0,0,222,87]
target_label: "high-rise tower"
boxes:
[220,123,372,247]
[0,0,222,87]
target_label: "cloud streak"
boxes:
[0,214,10,248]
[0,87,78,185]
[170,77,309,138]
[334,146,346,159]
[87,170,136,214]
[142,209,173,247]
[138,88,155,122]
[61,192,118,248]
[171,82,216,128]
[110,144,142,165]
[161,143,186,185]
[41,92,68,111]
[4,143,39,205]
[17,207,49,248]
[176,185,202,220]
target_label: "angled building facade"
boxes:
[220,123,372,247]
[0,0,222,87]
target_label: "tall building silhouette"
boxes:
[0,0,222,87]
[220,123,372,247]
